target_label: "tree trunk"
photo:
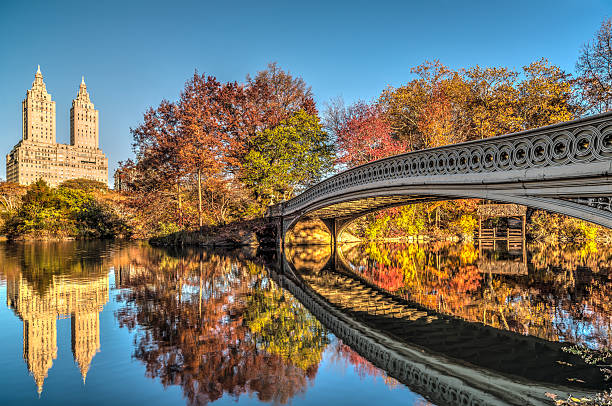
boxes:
[177,182,183,228]
[199,254,203,318]
[197,169,203,228]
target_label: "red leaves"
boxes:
[122,62,325,230]
[364,263,404,292]
[335,101,406,168]
[178,73,233,177]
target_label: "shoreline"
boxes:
[3,226,609,246]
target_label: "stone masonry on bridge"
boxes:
[5,66,108,186]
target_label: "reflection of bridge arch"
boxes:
[269,113,612,243]
[274,250,607,406]
[336,241,529,279]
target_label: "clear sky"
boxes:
[0,0,609,182]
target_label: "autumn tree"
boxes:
[517,58,575,128]
[380,61,474,149]
[178,73,234,228]
[380,59,575,150]
[0,182,26,216]
[128,100,187,228]
[464,65,521,139]
[332,100,405,168]
[576,17,612,114]
[245,62,318,131]
[0,181,26,234]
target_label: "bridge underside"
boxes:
[284,178,612,239]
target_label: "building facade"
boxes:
[6,66,108,186]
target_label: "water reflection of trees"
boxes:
[341,242,612,350]
[0,240,113,294]
[0,242,414,401]
[329,340,398,388]
[113,248,329,405]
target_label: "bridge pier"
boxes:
[320,217,354,248]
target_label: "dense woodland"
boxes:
[1,18,611,241]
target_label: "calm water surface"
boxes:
[0,240,611,405]
[0,241,428,406]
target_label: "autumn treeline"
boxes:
[118,18,612,237]
[330,59,574,168]
[331,18,611,166]
[117,63,333,235]
[329,18,612,238]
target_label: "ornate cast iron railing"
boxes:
[284,112,612,213]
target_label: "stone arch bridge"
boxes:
[268,112,612,243]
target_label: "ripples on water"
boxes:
[0,240,610,405]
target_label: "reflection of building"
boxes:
[6,274,109,394]
[5,66,108,186]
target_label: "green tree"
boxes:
[1,180,129,239]
[242,111,334,210]
[7,180,62,236]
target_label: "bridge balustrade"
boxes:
[269,112,612,238]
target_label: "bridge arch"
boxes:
[270,112,612,243]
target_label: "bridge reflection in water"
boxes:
[279,242,612,405]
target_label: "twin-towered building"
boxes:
[5,66,108,186]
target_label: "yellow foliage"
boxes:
[380,59,574,150]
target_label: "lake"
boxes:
[0,240,610,405]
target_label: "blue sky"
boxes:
[0,0,609,182]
